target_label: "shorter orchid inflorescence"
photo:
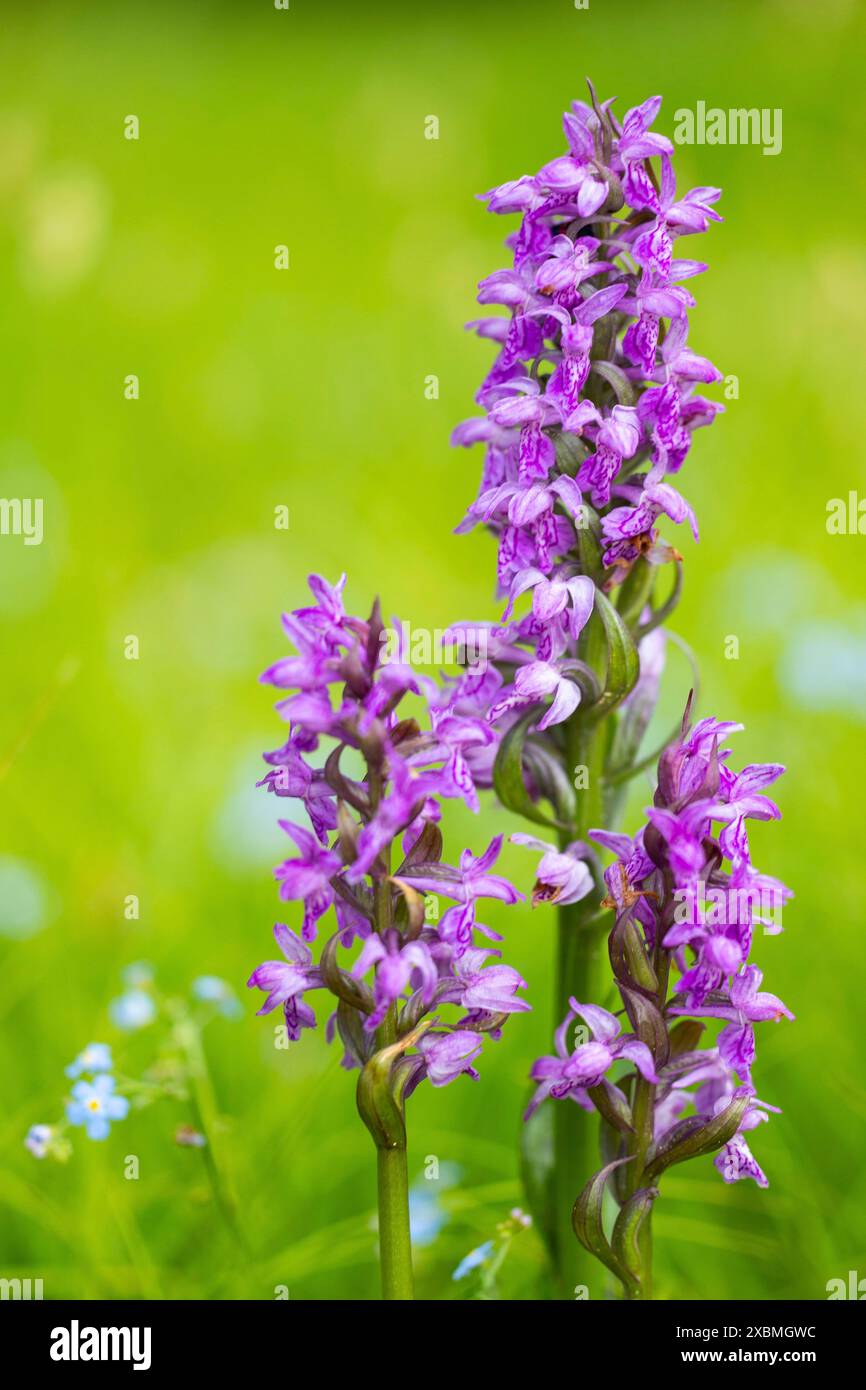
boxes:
[248,573,530,1298]
[521,697,793,1298]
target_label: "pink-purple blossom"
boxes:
[248,574,529,1091]
[529,703,793,1197]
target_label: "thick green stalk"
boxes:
[376,1142,414,1300]
[622,905,672,1300]
[623,1073,655,1301]
[552,702,607,1298]
[553,898,607,1296]
[367,775,415,1301]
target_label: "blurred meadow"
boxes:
[1,0,865,1300]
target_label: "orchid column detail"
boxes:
[249,575,529,1300]
[449,83,748,1293]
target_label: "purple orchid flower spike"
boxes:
[248,575,529,1301]
[451,81,723,603]
[244,74,793,1307]
[521,694,792,1297]
[439,76,797,1301]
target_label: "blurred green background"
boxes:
[1,0,864,1301]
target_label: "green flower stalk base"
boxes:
[553,904,609,1297]
[376,1143,414,1300]
[549,635,610,1298]
[357,1006,433,1301]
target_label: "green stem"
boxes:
[176,1017,249,1256]
[552,698,608,1298]
[367,768,416,1302]
[624,1061,659,1206]
[553,901,608,1297]
[624,1209,653,1301]
[376,1143,414,1300]
[372,1005,415,1299]
[621,1076,655,1301]
[621,903,672,1300]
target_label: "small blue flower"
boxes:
[452,1240,494,1281]
[407,1163,462,1247]
[65,1042,114,1079]
[66,1076,129,1141]
[25,1124,53,1158]
[192,975,242,1019]
[409,1188,447,1248]
[109,990,157,1031]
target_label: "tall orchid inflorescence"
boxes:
[248,574,529,1298]
[447,81,793,1298]
[453,84,723,628]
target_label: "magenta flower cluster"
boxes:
[248,574,530,1092]
[451,88,723,734]
[532,705,793,1189]
[246,82,793,1301]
